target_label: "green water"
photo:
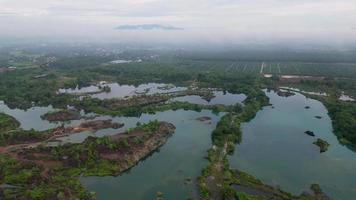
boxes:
[81,110,223,200]
[229,90,356,200]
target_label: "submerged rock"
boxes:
[156,191,164,200]
[196,116,212,124]
[305,106,311,109]
[196,116,212,122]
[313,138,330,153]
[305,130,315,137]
[300,184,331,200]
[184,177,193,185]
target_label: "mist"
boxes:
[1,0,356,48]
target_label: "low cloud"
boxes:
[115,24,183,30]
[0,0,356,46]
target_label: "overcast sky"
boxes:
[1,0,356,45]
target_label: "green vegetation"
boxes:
[197,89,330,200]
[41,109,81,122]
[0,154,94,200]
[76,95,240,117]
[0,45,354,200]
[135,120,161,133]
[316,98,356,147]
[0,121,174,199]
[0,113,52,146]
[0,129,50,146]
[278,80,356,148]
[313,138,330,153]
[198,89,271,200]
[0,113,20,132]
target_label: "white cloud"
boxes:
[0,0,356,44]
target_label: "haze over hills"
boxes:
[1,0,356,47]
[115,24,183,30]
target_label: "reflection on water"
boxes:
[0,101,56,131]
[171,91,246,106]
[229,90,356,200]
[59,83,187,100]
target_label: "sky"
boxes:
[1,0,356,46]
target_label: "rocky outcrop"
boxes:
[305,130,315,137]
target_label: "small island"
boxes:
[41,109,81,122]
[313,138,330,153]
[277,90,295,97]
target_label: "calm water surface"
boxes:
[171,91,246,106]
[81,110,223,200]
[3,88,354,200]
[0,101,56,131]
[229,90,356,200]
[59,83,186,100]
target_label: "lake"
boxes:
[2,88,354,200]
[81,110,223,200]
[229,90,356,200]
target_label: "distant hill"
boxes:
[115,24,183,30]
